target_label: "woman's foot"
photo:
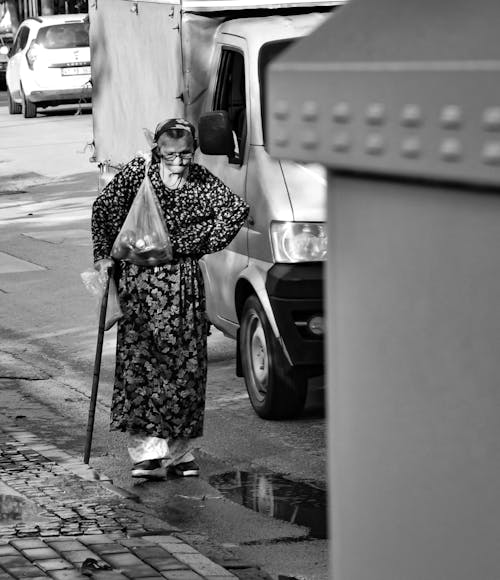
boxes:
[170,460,200,477]
[131,459,165,478]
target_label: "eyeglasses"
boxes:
[162,151,194,161]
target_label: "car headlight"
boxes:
[270,221,327,263]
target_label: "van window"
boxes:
[213,49,246,162]
[37,22,89,49]
[259,40,292,144]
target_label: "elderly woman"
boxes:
[91,118,249,479]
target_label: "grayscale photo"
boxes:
[0,0,498,579]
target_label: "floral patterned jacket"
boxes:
[92,156,250,264]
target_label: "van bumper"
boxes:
[266,263,324,371]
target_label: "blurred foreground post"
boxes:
[267,0,500,578]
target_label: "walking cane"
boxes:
[83,266,112,464]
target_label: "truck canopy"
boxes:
[179,0,339,9]
[89,0,342,166]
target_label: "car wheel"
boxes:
[8,90,22,115]
[21,87,37,118]
[240,295,307,419]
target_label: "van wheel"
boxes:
[240,295,307,419]
[21,87,37,118]
[8,90,22,115]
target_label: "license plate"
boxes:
[61,66,91,76]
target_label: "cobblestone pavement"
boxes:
[0,352,276,580]
[0,423,240,580]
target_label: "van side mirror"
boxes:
[199,111,239,163]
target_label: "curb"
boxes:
[0,421,241,579]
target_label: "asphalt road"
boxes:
[0,90,328,580]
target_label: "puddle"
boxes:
[209,470,327,539]
[0,482,52,524]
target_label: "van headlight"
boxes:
[270,222,327,263]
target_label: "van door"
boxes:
[200,42,250,330]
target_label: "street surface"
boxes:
[0,90,328,580]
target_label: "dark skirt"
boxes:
[110,259,209,439]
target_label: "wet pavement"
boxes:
[0,422,241,580]
[209,472,327,540]
[0,348,329,579]
[0,379,270,580]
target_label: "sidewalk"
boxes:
[0,425,240,580]
[0,381,239,580]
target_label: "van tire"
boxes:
[8,90,22,115]
[240,295,307,419]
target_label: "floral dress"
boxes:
[91,156,249,440]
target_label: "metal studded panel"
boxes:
[266,65,500,187]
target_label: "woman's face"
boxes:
[157,133,194,174]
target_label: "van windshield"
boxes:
[37,22,89,49]
[259,40,292,145]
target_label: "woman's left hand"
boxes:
[94,258,114,274]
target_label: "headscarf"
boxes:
[153,118,197,144]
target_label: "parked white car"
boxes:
[6,14,91,118]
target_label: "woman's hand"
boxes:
[94,258,114,274]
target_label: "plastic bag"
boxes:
[80,268,123,331]
[111,171,173,267]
